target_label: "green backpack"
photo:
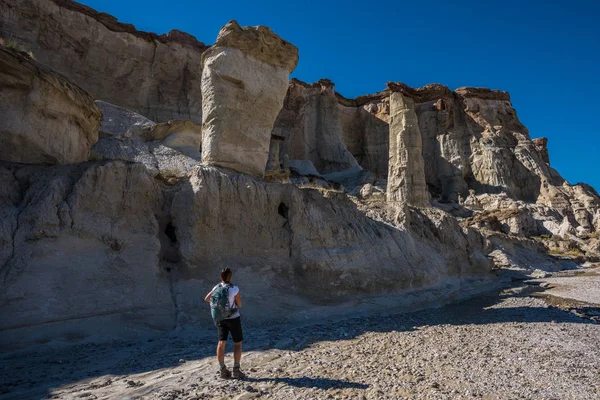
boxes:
[210,283,234,323]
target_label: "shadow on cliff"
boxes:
[1,280,596,400]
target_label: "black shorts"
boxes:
[216,316,243,343]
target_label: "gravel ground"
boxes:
[1,269,599,400]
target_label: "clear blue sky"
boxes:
[79,0,599,191]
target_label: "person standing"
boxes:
[204,267,245,379]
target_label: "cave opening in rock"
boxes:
[165,222,177,244]
[159,219,181,263]
[278,202,289,219]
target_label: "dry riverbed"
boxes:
[2,266,599,400]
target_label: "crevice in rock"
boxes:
[278,202,289,219]
[164,221,177,245]
[159,218,181,264]
[155,184,185,329]
[162,260,180,331]
[1,210,20,284]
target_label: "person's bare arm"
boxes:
[234,293,242,308]
[204,289,214,303]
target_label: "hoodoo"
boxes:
[200,20,299,179]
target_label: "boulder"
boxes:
[143,120,202,159]
[0,47,101,164]
[92,105,202,178]
[96,100,155,137]
[201,21,299,179]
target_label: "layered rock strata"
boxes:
[0,0,208,122]
[201,21,298,179]
[0,47,101,164]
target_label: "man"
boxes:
[204,267,244,379]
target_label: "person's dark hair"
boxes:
[220,267,232,283]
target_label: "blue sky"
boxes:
[79,0,599,191]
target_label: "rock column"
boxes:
[201,21,299,179]
[316,79,360,174]
[386,92,429,207]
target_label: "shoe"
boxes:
[232,366,246,379]
[219,367,231,379]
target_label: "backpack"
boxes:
[210,283,235,323]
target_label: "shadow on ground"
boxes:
[244,376,368,390]
[0,281,597,399]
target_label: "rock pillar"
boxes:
[386,92,429,207]
[201,20,299,179]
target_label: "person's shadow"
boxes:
[244,376,368,390]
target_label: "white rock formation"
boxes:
[170,166,490,300]
[96,100,155,137]
[201,21,299,179]
[0,0,208,122]
[91,104,202,178]
[0,48,101,164]
[271,79,361,175]
[386,92,429,207]
[0,162,175,346]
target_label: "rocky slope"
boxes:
[0,1,599,352]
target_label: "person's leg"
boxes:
[217,340,227,364]
[216,322,231,378]
[233,341,242,365]
[230,317,245,379]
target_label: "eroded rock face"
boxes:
[533,137,550,164]
[0,48,101,164]
[96,100,155,137]
[386,92,429,207]
[0,0,208,122]
[0,161,493,347]
[91,104,201,178]
[170,166,491,303]
[330,83,552,203]
[271,79,360,175]
[0,162,174,346]
[1,5,599,350]
[201,21,298,179]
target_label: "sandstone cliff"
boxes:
[0,47,101,164]
[271,79,360,175]
[0,0,208,122]
[1,5,599,349]
[277,80,600,239]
